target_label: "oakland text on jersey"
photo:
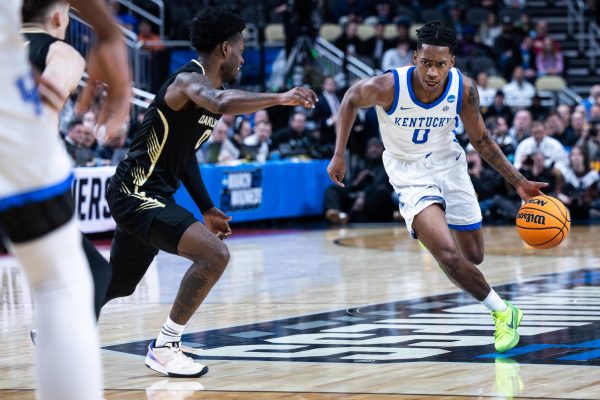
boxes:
[393,116,454,129]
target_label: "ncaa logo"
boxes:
[447,95,456,103]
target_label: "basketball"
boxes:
[515,195,571,249]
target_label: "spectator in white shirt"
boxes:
[476,71,497,108]
[508,109,532,143]
[502,66,536,108]
[243,120,272,163]
[381,40,412,71]
[514,120,568,170]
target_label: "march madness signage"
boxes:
[220,168,263,212]
[72,166,116,234]
[105,268,600,366]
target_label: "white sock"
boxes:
[156,317,185,347]
[481,289,507,312]
[12,218,102,400]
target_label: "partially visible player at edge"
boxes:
[0,0,130,399]
[327,21,547,353]
[21,0,112,322]
[100,7,317,377]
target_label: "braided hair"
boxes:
[416,21,457,54]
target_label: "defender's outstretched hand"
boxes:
[281,87,318,109]
[327,154,346,188]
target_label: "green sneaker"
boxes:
[493,358,524,397]
[492,301,523,353]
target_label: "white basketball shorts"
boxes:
[382,142,482,238]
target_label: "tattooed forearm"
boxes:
[473,130,526,187]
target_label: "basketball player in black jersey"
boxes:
[21,0,112,321]
[101,7,317,377]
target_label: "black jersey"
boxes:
[112,60,221,197]
[21,28,60,72]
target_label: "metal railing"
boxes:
[315,37,378,83]
[590,21,600,70]
[116,0,165,39]
[566,0,586,52]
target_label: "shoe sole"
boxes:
[496,308,524,353]
[145,357,209,378]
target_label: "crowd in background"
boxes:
[62,0,599,225]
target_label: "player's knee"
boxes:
[105,281,137,301]
[211,242,230,270]
[435,247,463,272]
[466,250,484,265]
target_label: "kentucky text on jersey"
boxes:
[394,116,454,128]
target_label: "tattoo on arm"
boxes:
[467,79,480,123]
[474,130,526,187]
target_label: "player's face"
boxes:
[413,44,455,93]
[222,35,245,84]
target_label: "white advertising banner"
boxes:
[73,166,116,234]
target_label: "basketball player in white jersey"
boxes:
[0,1,130,399]
[328,21,547,353]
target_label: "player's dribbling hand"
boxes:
[203,207,233,239]
[281,87,318,109]
[327,154,346,188]
[516,180,548,201]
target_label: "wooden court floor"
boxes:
[1,224,600,399]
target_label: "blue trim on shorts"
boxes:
[416,195,446,209]
[0,173,73,212]
[448,221,482,231]
[386,69,400,115]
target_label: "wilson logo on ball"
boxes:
[517,212,546,225]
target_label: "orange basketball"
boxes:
[515,195,570,249]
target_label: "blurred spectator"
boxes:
[502,66,535,108]
[275,0,320,56]
[63,118,97,167]
[579,120,600,168]
[514,120,568,170]
[493,16,521,79]
[517,151,560,196]
[514,12,534,38]
[324,138,394,223]
[590,104,600,121]
[518,36,537,80]
[138,20,164,52]
[312,76,341,147]
[334,20,363,56]
[360,20,392,66]
[483,90,513,124]
[564,112,587,147]
[477,72,497,108]
[476,13,502,49]
[557,146,599,219]
[369,1,396,24]
[536,37,564,76]
[201,120,238,164]
[545,111,576,147]
[382,40,412,71]
[243,121,272,162]
[108,0,138,31]
[82,111,96,129]
[508,109,532,143]
[251,109,270,127]
[582,84,600,120]
[504,0,525,8]
[529,94,548,121]
[533,20,560,56]
[272,112,319,158]
[557,104,572,128]
[488,116,517,159]
[448,3,465,38]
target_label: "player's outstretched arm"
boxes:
[71,0,131,145]
[164,73,317,114]
[42,42,85,108]
[327,73,393,187]
[459,77,547,200]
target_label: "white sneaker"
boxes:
[145,340,209,378]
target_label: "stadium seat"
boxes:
[265,23,285,44]
[409,23,423,41]
[488,75,507,89]
[499,8,523,24]
[396,5,416,23]
[535,75,567,91]
[420,8,445,23]
[320,24,342,42]
[469,55,497,75]
[383,24,397,40]
[357,24,375,41]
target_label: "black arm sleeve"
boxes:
[180,154,214,213]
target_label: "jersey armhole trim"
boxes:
[385,69,400,115]
[456,68,464,115]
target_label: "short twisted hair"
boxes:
[416,21,457,54]
[190,7,246,53]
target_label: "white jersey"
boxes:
[0,0,72,201]
[376,66,464,160]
